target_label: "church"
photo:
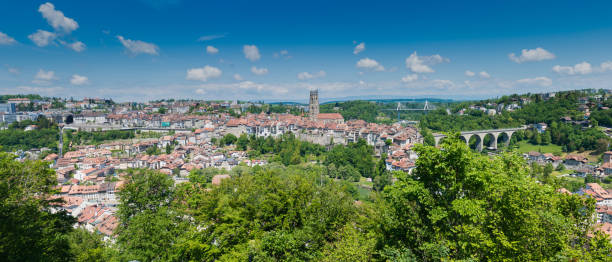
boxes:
[309,89,344,124]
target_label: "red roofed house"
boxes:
[317,113,344,124]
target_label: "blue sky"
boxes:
[1,0,612,102]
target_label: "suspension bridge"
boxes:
[382,100,435,121]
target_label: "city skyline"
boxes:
[2,1,612,101]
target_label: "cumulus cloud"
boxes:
[297,70,326,80]
[195,88,206,95]
[233,74,243,81]
[38,2,79,33]
[601,61,612,72]
[479,71,491,78]
[552,62,592,75]
[70,74,89,85]
[401,74,418,83]
[405,52,448,73]
[356,58,384,71]
[353,42,365,54]
[33,69,57,85]
[251,66,268,75]
[117,36,159,55]
[243,45,261,62]
[508,47,555,63]
[465,70,475,77]
[186,66,222,82]
[66,41,85,52]
[516,76,552,87]
[28,30,56,47]
[206,45,219,54]
[0,32,17,45]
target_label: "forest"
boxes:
[2,135,611,261]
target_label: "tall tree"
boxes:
[0,153,75,261]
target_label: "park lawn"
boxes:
[355,186,372,201]
[513,140,563,154]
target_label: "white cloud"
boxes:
[405,52,448,73]
[297,70,326,80]
[243,45,261,62]
[574,62,592,75]
[195,88,207,95]
[508,47,555,63]
[70,74,89,85]
[66,41,85,52]
[33,69,57,85]
[233,74,243,81]
[353,42,365,55]
[7,67,19,75]
[117,36,159,55]
[552,65,573,75]
[401,74,418,82]
[601,61,612,72]
[516,76,552,87]
[432,79,455,88]
[186,66,222,82]
[479,71,491,78]
[251,66,268,75]
[197,34,227,41]
[206,45,219,54]
[552,62,592,75]
[0,32,17,45]
[356,58,384,71]
[38,2,79,33]
[28,30,56,47]
[465,70,475,77]
[273,50,291,59]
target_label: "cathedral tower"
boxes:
[309,89,319,120]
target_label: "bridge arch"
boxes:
[482,133,498,150]
[467,135,481,151]
[431,127,525,151]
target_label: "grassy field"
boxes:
[353,177,373,201]
[512,141,563,154]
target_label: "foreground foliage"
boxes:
[1,136,612,261]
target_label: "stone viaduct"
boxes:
[433,127,526,152]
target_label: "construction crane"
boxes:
[382,100,434,122]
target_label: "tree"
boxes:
[0,153,75,261]
[221,133,238,146]
[556,163,566,171]
[543,163,554,180]
[68,228,117,262]
[321,224,376,262]
[377,133,604,261]
[116,169,181,261]
[236,133,249,151]
[373,171,392,191]
[375,154,388,178]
